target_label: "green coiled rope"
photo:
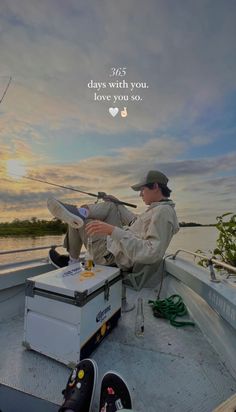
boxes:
[148,294,195,327]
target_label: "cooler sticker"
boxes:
[61,266,83,278]
[96,305,111,323]
[78,369,85,379]
[101,323,107,336]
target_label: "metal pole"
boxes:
[0,244,63,255]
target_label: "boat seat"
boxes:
[212,393,236,411]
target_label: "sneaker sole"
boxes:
[83,358,98,412]
[47,198,84,229]
[48,254,60,268]
[48,250,63,269]
[61,358,98,412]
[79,358,98,412]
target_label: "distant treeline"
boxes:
[179,222,214,227]
[0,218,214,236]
[0,218,67,236]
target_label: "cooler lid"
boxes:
[27,264,120,297]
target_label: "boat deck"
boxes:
[1,287,236,412]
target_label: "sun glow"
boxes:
[6,159,26,179]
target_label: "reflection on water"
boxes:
[0,227,218,266]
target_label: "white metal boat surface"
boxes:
[0,245,236,412]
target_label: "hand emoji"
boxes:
[121,107,128,118]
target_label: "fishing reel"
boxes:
[95,192,109,203]
[97,191,107,202]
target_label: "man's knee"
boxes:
[86,201,119,221]
[104,202,119,212]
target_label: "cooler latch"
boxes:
[25,280,35,297]
[104,280,110,301]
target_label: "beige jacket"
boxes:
[107,200,179,269]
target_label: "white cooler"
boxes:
[23,264,122,367]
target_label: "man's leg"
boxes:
[49,217,109,269]
[87,202,135,227]
[48,199,135,267]
[63,226,83,260]
[58,358,98,412]
[48,197,135,228]
[63,222,109,265]
[64,202,135,263]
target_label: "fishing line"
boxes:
[0,76,12,104]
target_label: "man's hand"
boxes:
[86,220,114,236]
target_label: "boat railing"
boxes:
[170,249,236,281]
[0,244,63,256]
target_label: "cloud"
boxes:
[185,176,236,190]
[0,144,11,160]
[158,153,236,179]
[0,1,236,223]
[1,0,236,134]
[0,139,42,168]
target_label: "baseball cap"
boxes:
[131,170,169,191]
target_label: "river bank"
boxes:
[0,219,213,237]
[0,219,67,236]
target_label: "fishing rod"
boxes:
[0,76,12,104]
[17,174,137,209]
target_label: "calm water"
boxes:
[0,227,217,266]
[168,226,218,255]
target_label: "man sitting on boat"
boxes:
[47,170,179,280]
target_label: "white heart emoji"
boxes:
[109,107,119,117]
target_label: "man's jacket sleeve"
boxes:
[109,208,174,264]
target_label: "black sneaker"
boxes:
[99,371,132,412]
[59,358,98,412]
[49,248,69,268]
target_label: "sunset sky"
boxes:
[0,0,236,224]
